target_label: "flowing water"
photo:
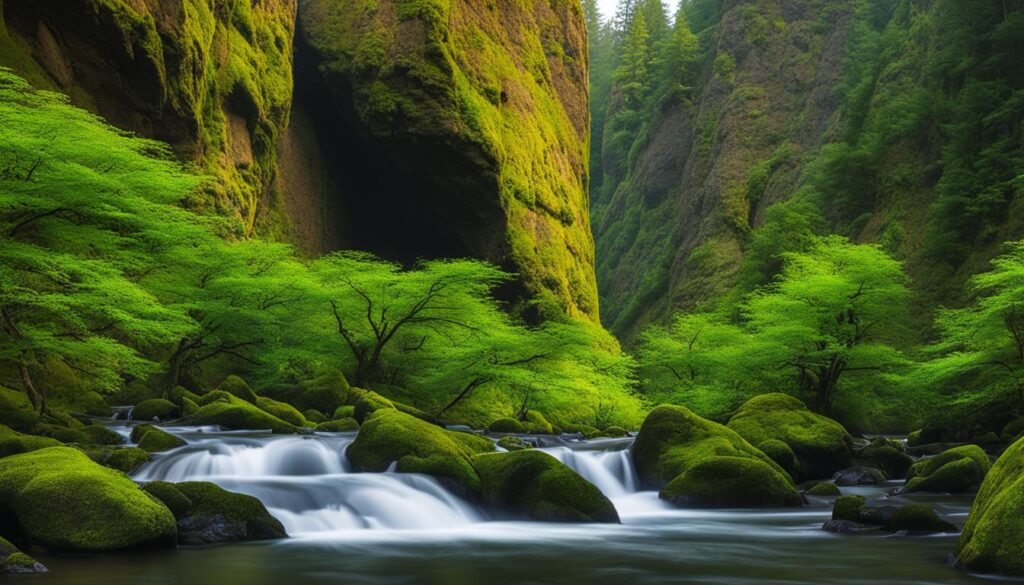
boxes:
[29,426,1023,585]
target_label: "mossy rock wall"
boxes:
[957,435,1024,575]
[0,0,297,232]
[296,0,597,320]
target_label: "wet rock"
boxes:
[143,481,286,545]
[832,466,887,486]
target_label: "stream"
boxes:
[28,425,1022,585]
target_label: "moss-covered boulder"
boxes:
[599,426,629,438]
[956,436,1024,575]
[0,447,176,551]
[142,481,285,545]
[497,436,532,452]
[0,386,37,431]
[197,390,233,406]
[256,397,309,427]
[661,456,804,508]
[131,425,186,453]
[0,537,46,573]
[333,405,355,420]
[316,417,359,432]
[168,386,202,407]
[132,398,180,422]
[473,450,618,523]
[68,391,112,417]
[304,409,328,424]
[755,439,798,477]
[102,447,151,473]
[184,395,297,434]
[807,481,841,496]
[263,370,351,415]
[347,409,494,494]
[353,391,396,423]
[0,429,62,458]
[856,441,913,479]
[826,496,955,534]
[632,405,800,508]
[888,504,957,533]
[522,411,554,434]
[904,445,991,493]
[489,418,525,433]
[217,376,259,404]
[727,393,854,480]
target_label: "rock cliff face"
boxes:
[595,0,1024,338]
[0,0,598,322]
[595,0,856,336]
[0,0,297,230]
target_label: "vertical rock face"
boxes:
[596,0,855,337]
[292,0,598,321]
[0,0,297,230]
[1,0,599,322]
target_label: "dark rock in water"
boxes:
[832,466,887,486]
[822,519,880,534]
[806,481,841,496]
[496,436,532,452]
[143,481,286,545]
[859,505,899,526]
[888,504,957,533]
[856,440,913,479]
[0,537,46,574]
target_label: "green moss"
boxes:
[888,504,956,533]
[497,436,532,451]
[333,405,356,419]
[353,391,396,423]
[1,551,46,573]
[0,447,175,551]
[632,405,792,489]
[181,397,199,416]
[184,395,297,433]
[473,450,619,523]
[197,390,234,406]
[905,445,991,493]
[80,425,124,445]
[103,447,151,473]
[168,386,201,406]
[599,426,629,438]
[347,409,494,494]
[522,411,554,434]
[832,495,867,522]
[304,409,328,424]
[0,385,37,431]
[957,436,1024,574]
[255,397,308,427]
[1001,417,1024,443]
[661,456,803,508]
[143,480,286,543]
[316,417,360,432]
[0,424,62,458]
[217,375,258,404]
[132,398,180,422]
[488,418,525,433]
[727,394,853,480]
[858,444,913,478]
[131,425,186,453]
[808,481,842,496]
[756,439,798,477]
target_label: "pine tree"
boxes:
[666,8,700,91]
[614,8,652,107]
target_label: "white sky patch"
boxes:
[595,0,682,22]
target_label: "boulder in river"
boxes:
[315,417,360,432]
[632,405,801,508]
[473,450,619,523]
[143,481,286,545]
[497,436,532,451]
[0,447,176,552]
[855,439,913,479]
[0,423,61,458]
[347,409,495,494]
[727,393,854,481]
[184,394,298,434]
[215,375,259,404]
[0,536,46,574]
[488,417,525,433]
[823,495,955,534]
[255,396,309,427]
[956,435,1024,575]
[131,424,187,453]
[132,398,180,422]
[832,466,887,486]
[903,445,991,493]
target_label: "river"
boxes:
[29,426,1021,585]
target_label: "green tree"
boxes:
[614,8,652,108]
[744,236,911,415]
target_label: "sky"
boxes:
[596,0,682,21]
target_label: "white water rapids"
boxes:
[131,430,657,536]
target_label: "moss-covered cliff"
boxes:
[294,0,598,321]
[0,0,297,232]
[594,0,1024,338]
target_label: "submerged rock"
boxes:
[956,435,1024,575]
[824,495,955,535]
[143,481,286,545]
[632,405,800,508]
[832,466,887,486]
[727,393,854,481]
[473,450,619,523]
[903,445,991,493]
[0,447,176,552]
[0,536,46,573]
[347,409,495,494]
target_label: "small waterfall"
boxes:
[133,434,484,535]
[540,445,639,498]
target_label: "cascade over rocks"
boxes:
[143,481,286,545]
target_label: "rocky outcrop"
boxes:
[293,0,598,320]
[0,0,297,231]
